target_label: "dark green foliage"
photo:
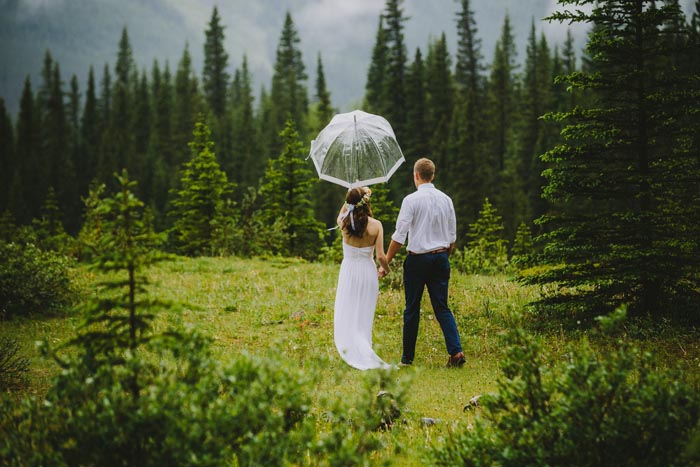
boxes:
[231,55,262,190]
[364,16,389,115]
[430,309,700,467]
[510,221,534,268]
[404,47,429,163]
[425,33,454,173]
[168,117,235,256]
[270,11,309,154]
[0,241,76,319]
[525,0,700,319]
[0,98,15,213]
[0,337,29,391]
[203,7,229,119]
[259,119,324,260]
[382,0,408,144]
[31,187,72,252]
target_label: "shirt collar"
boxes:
[417,183,434,190]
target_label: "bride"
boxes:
[334,187,392,370]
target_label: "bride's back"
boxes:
[342,217,382,249]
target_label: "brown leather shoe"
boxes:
[447,351,466,368]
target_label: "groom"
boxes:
[381,157,465,368]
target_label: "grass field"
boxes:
[3,255,700,465]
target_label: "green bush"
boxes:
[430,308,700,467]
[452,241,510,276]
[0,331,319,466]
[0,242,76,318]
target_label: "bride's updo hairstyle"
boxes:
[343,187,372,238]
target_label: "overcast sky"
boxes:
[2,0,696,115]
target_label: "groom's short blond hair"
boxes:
[414,158,435,182]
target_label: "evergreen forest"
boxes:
[0,0,699,314]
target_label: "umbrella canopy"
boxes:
[308,110,405,189]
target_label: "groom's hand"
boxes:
[377,267,388,278]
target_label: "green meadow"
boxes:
[4,255,700,465]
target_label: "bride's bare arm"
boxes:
[374,222,390,274]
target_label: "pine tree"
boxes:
[79,67,99,198]
[173,43,201,169]
[0,98,14,213]
[96,63,112,185]
[450,0,487,240]
[527,0,700,319]
[404,47,429,163]
[13,77,40,222]
[113,28,136,177]
[270,11,308,155]
[464,197,508,273]
[310,53,342,231]
[425,33,454,174]
[382,0,408,144]
[364,16,389,115]
[203,7,229,119]
[168,116,234,256]
[486,14,517,174]
[230,56,260,190]
[454,0,483,95]
[44,62,76,231]
[259,119,324,260]
[314,53,334,131]
[132,70,151,198]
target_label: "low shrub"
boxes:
[0,241,76,319]
[430,308,700,467]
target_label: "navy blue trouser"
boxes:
[401,251,463,364]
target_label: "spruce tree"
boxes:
[79,67,99,198]
[314,53,334,131]
[259,119,324,260]
[465,197,508,273]
[364,16,389,115]
[526,0,700,319]
[13,77,39,223]
[230,55,260,189]
[270,11,309,154]
[113,28,136,178]
[173,44,201,169]
[168,116,234,256]
[425,33,454,174]
[382,0,408,145]
[404,47,429,163]
[0,98,14,213]
[450,0,487,239]
[203,7,229,119]
[96,63,113,185]
[310,53,343,231]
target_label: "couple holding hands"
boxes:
[333,158,466,370]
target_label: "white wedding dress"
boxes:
[334,242,392,370]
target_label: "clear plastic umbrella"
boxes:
[308,110,405,189]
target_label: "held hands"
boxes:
[377,266,388,279]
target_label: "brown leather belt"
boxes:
[408,248,449,255]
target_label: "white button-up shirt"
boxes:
[391,183,457,254]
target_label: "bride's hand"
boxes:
[377,267,388,278]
